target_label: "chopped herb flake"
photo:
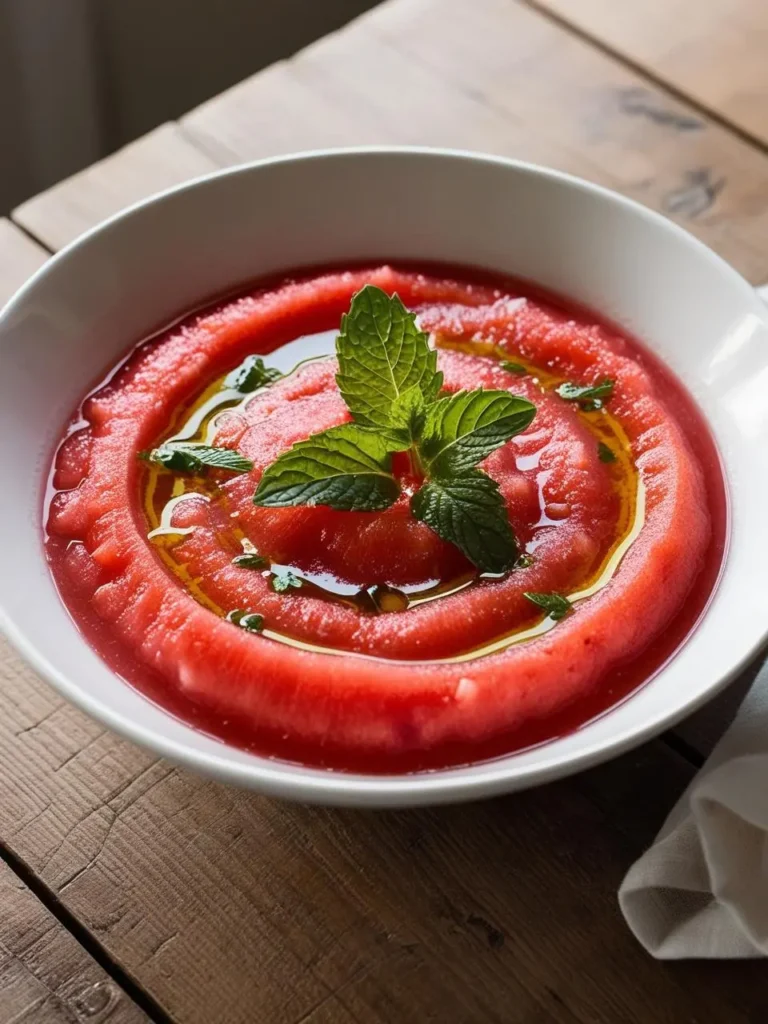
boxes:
[227,609,264,633]
[270,570,303,593]
[232,553,269,569]
[555,378,615,411]
[142,441,253,475]
[225,355,282,394]
[597,442,617,463]
[499,360,528,375]
[524,591,573,621]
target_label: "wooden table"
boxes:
[1,2,767,1020]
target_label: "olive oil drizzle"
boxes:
[140,335,643,661]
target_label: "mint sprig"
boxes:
[253,286,537,573]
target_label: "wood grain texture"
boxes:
[0,858,148,1024]
[12,124,219,251]
[1,638,767,1024]
[9,0,768,283]
[531,0,768,145]
[0,219,48,302]
[2,2,768,1021]
[182,0,768,284]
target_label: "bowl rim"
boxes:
[2,144,767,806]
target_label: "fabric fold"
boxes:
[620,663,768,958]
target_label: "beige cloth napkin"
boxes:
[619,283,768,959]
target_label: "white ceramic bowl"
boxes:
[2,148,768,807]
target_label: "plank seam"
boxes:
[6,218,55,257]
[521,0,768,160]
[175,120,234,169]
[661,731,705,769]
[0,838,173,1024]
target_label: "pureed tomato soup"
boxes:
[45,265,726,772]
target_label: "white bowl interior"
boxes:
[2,149,768,806]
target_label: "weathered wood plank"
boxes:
[12,124,219,251]
[1,635,767,1024]
[10,0,768,285]
[0,858,148,1024]
[531,0,768,146]
[181,0,768,284]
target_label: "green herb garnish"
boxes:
[270,570,303,593]
[335,286,443,429]
[227,609,264,633]
[524,592,573,621]
[556,378,614,411]
[225,355,282,394]
[232,553,269,569]
[499,360,528,376]
[253,286,537,573]
[143,441,253,474]
[597,442,617,463]
[255,424,400,512]
[411,471,518,575]
[419,390,536,477]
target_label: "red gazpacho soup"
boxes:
[45,265,726,772]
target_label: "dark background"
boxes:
[0,0,379,211]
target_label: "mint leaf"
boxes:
[232,553,268,569]
[389,385,426,441]
[225,355,282,393]
[597,442,616,463]
[227,609,264,633]
[411,470,516,573]
[335,285,443,428]
[253,423,399,512]
[556,378,614,410]
[499,360,527,375]
[524,592,572,621]
[419,390,536,476]
[144,441,253,474]
[270,569,303,593]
